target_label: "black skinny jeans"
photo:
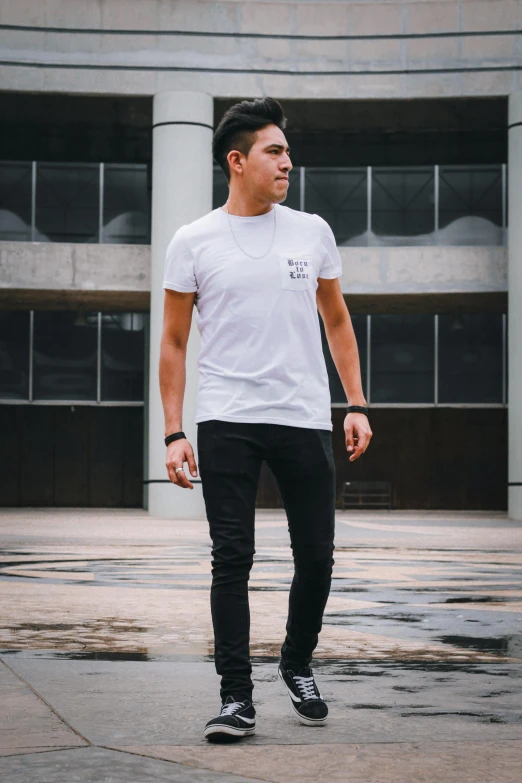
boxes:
[197,418,336,704]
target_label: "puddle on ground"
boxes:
[442,596,519,603]
[435,634,521,655]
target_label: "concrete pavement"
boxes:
[0,507,521,782]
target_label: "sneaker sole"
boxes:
[278,668,328,726]
[204,724,256,740]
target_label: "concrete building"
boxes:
[0,0,520,517]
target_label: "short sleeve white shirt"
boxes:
[163,203,343,431]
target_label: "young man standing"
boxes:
[160,97,372,742]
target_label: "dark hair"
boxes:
[212,97,287,183]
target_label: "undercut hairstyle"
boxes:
[212,97,288,183]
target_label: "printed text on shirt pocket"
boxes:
[279,253,314,291]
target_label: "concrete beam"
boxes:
[0,242,508,304]
[0,0,520,99]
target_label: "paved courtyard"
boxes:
[0,506,521,782]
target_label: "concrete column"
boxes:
[508,91,522,520]
[146,90,213,518]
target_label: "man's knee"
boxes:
[211,541,255,580]
[293,546,335,582]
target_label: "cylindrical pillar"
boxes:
[508,91,522,519]
[146,90,213,518]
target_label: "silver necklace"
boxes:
[224,201,277,259]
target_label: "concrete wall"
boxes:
[0,241,507,305]
[0,0,520,99]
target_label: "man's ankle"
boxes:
[221,693,253,704]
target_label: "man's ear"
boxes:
[227,150,243,175]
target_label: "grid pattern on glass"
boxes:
[371,167,435,246]
[0,161,32,241]
[35,163,99,243]
[438,165,503,246]
[0,311,30,400]
[320,313,368,403]
[280,166,300,211]
[213,165,229,210]
[0,309,507,407]
[103,164,151,244]
[438,314,503,404]
[0,162,506,247]
[370,314,435,403]
[101,313,146,402]
[304,167,367,246]
[33,311,98,401]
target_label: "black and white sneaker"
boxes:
[204,695,256,741]
[278,660,328,726]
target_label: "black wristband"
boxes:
[346,405,369,417]
[164,431,186,447]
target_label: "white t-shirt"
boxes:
[163,203,343,431]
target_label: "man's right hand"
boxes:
[166,439,198,489]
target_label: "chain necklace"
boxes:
[224,200,277,259]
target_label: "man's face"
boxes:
[228,123,293,203]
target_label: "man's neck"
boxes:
[222,195,275,217]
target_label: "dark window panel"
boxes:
[438,313,503,403]
[0,311,30,400]
[281,167,301,211]
[0,161,32,241]
[438,165,503,245]
[35,162,99,243]
[372,167,435,245]
[101,312,146,402]
[213,166,229,210]
[320,314,368,403]
[33,311,98,401]
[305,167,367,245]
[103,163,151,244]
[505,315,508,404]
[371,314,434,403]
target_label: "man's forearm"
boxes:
[324,317,367,406]
[159,340,187,436]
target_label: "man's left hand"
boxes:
[344,412,373,462]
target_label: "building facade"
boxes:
[0,0,521,517]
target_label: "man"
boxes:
[159,97,372,742]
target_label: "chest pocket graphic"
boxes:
[279,253,314,291]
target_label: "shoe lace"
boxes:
[220,700,244,716]
[293,673,318,700]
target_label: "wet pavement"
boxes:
[0,507,521,781]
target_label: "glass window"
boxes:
[438,165,503,246]
[438,313,503,403]
[103,164,150,244]
[33,311,98,400]
[35,162,99,243]
[370,314,434,403]
[0,311,30,400]
[213,165,229,210]
[0,161,32,241]
[101,312,145,401]
[305,167,367,245]
[320,313,368,403]
[372,166,435,245]
[281,167,301,211]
